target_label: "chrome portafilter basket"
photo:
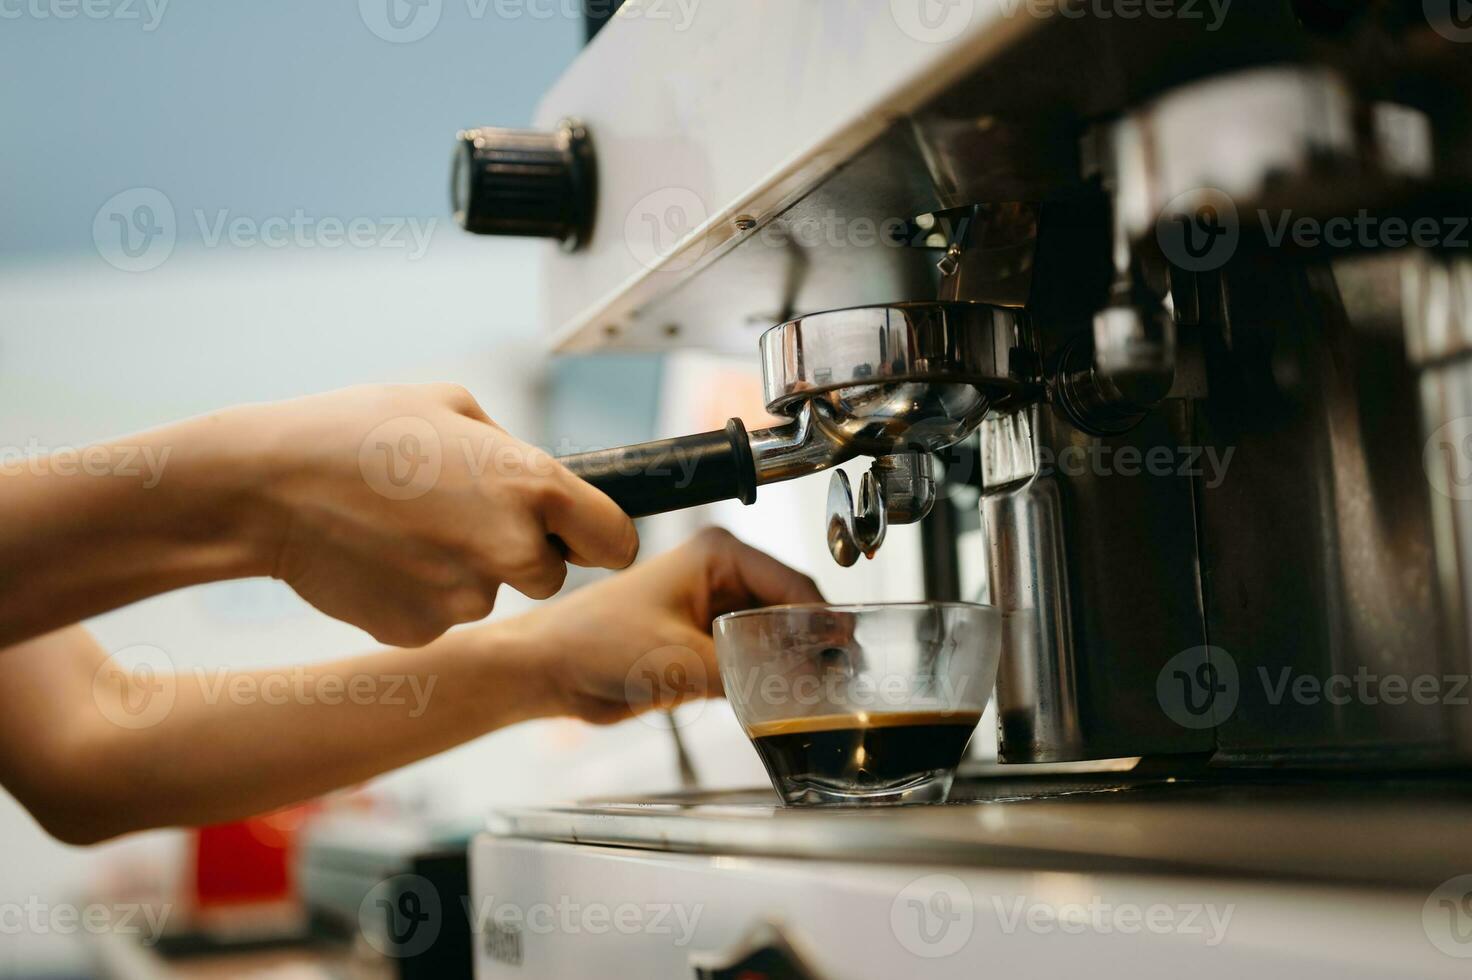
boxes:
[559,301,1030,565]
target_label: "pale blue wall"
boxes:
[0,1,583,259]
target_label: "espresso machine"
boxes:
[448,3,1472,976]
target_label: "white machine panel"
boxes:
[470,834,1466,980]
[531,0,1040,351]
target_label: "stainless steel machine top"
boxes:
[455,4,1472,976]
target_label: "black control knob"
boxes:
[451,118,596,251]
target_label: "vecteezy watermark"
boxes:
[1258,211,1470,253]
[889,0,975,43]
[1158,645,1472,730]
[194,210,435,259]
[754,211,928,253]
[0,0,169,30]
[0,439,171,488]
[359,416,445,501]
[1259,666,1470,708]
[466,896,704,949]
[991,894,1234,945]
[1424,416,1472,501]
[191,667,437,716]
[999,0,1231,30]
[1424,874,1472,958]
[1035,443,1234,488]
[724,665,976,716]
[358,0,698,44]
[1156,646,1239,731]
[92,644,178,730]
[93,188,437,272]
[1425,0,1472,44]
[358,426,726,503]
[890,0,1230,44]
[891,874,975,958]
[0,900,173,945]
[1156,187,1241,273]
[360,874,443,959]
[622,196,1018,275]
[92,645,438,730]
[625,187,710,274]
[359,0,442,43]
[624,645,709,730]
[891,874,1234,959]
[94,188,176,273]
[1156,186,1472,273]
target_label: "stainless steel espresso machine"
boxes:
[448,3,1472,977]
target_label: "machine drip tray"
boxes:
[488,764,1472,892]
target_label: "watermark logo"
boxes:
[1157,645,1238,730]
[890,0,975,43]
[359,416,444,501]
[605,0,699,30]
[0,439,171,487]
[1424,874,1472,957]
[1426,0,1472,43]
[94,190,433,271]
[1424,417,1472,501]
[625,187,709,273]
[359,0,697,44]
[891,873,974,958]
[92,644,177,730]
[360,874,442,958]
[468,896,703,945]
[1156,187,1239,273]
[1260,210,1465,251]
[0,0,169,30]
[195,210,436,259]
[194,667,438,715]
[359,0,442,42]
[0,900,172,944]
[991,893,1233,943]
[723,664,976,716]
[94,188,176,273]
[624,645,708,729]
[1034,442,1234,488]
[1260,666,1469,708]
[994,0,1232,30]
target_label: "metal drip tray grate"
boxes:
[488,768,1472,891]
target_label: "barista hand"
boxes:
[250,385,639,646]
[0,530,816,843]
[502,527,825,724]
[0,384,638,649]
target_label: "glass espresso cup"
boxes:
[715,602,1000,806]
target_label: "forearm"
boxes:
[119,625,553,828]
[0,411,279,647]
[1,622,557,843]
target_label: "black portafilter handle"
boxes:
[558,418,760,518]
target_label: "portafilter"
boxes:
[559,301,1031,561]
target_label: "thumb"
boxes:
[677,628,722,698]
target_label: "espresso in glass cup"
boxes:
[715,602,1000,806]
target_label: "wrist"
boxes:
[146,406,290,580]
[468,614,568,723]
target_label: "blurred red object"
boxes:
[191,804,317,908]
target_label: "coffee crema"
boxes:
[748,710,981,792]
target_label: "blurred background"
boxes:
[0,4,951,975]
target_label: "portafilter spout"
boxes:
[558,301,1031,519]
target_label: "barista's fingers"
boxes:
[646,631,719,706]
[432,383,494,425]
[495,531,569,601]
[701,527,824,609]
[540,464,640,570]
[680,630,722,698]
